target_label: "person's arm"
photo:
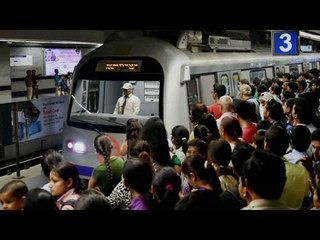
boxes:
[120,138,128,156]
[132,96,141,115]
[113,99,120,114]
[88,176,98,189]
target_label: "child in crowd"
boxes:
[0,180,28,210]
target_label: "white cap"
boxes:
[259,92,273,102]
[121,83,133,89]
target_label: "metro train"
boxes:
[62,30,320,178]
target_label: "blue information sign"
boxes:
[272,31,299,55]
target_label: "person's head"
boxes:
[292,97,313,125]
[252,129,266,149]
[122,158,153,195]
[190,103,208,124]
[207,139,231,166]
[311,128,320,161]
[219,116,242,142]
[31,69,36,75]
[74,189,111,210]
[219,95,233,114]
[212,84,226,101]
[23,188,55,211]
[121,82,134,97]
[94,134,113,164]
[54,69,59,74]
[290,125,311,152]
[41,149,64,178]
[171,125,189,153]
[129,139,154,176]
[239,149,286,202]
[26,70,31,75]
[140,116,171,167]
[0,180,28,210]
[233,99,256,122]
[264,125,289,157]
[265,99,285,122]
[231,141,255,177]
[182,154,221,193]
[186,138,207,159]
[49,161,81,197]
[198,113,220,140]
[239,84,252,99]
[152,167,181,210]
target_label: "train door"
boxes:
[186,75,200,129]
[197,73,217,107]
[264,67,274,79]
[217,72,231,97]
[230,71,241,98]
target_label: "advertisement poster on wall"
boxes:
[17,96,68,142]
[44,48,81,75]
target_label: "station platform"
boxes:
[0,164,47,190]
[11,93,57,103]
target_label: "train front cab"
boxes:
[63,56,165,178]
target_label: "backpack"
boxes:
[60,199,76,209]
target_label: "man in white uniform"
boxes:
[113,83,141,115]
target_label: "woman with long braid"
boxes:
[88,134,124,196]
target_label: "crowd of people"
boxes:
[24,68,70,100]
[4,68,320,210]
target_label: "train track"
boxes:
[0,149,62,177]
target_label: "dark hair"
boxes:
[290,125,311,152]
[231,142,255,177]
[182,154,222,194]
[74,189,111,210]
[94,134,113,183]
[241,149,286,199]
[23,188,56,211]
[0,180,28,198]
[126,118,143,157]
[253,129,266,150]
[190,103,208,124]
[187,138,208,159]
[51,161,82,193]
[213,84,226,98]
[140,117,171,167]
[152,167,181,210]
[41,149,64,178]
[171,125,189,154]
[208,139,231,167]
[198,113,220,140]
[220,116,242,140]
[123,158,156,209]
[265,125,289,157]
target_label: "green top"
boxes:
[92,156,124,196]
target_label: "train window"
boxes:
[311,62,318,69]
[220,74,230,95]
[186,78,199,115]
[249,69,266,81]
[232,73,240,97]
[69,79,160,129]
[289,64,299,75]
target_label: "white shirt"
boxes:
[113,93,141,115]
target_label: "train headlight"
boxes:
[66,140,88,154]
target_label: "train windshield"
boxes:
[69,79,160,131]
